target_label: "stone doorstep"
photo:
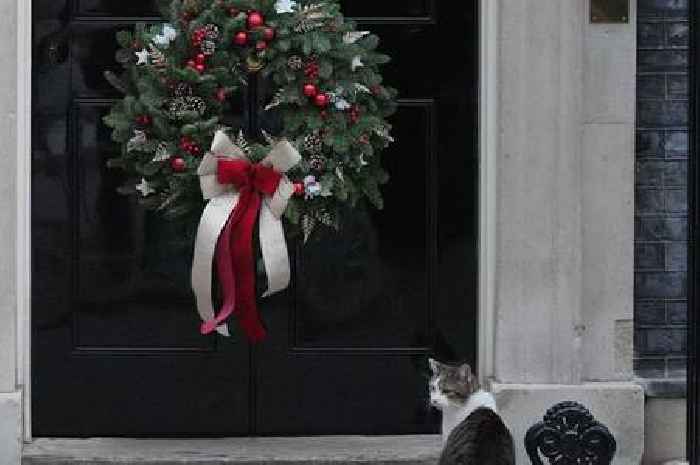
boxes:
[22,436,442,465]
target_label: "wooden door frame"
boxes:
[19,0,495,441]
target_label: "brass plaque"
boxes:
[591,0,629,23]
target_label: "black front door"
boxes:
[32,0,478,436]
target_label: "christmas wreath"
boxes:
[104,0,397,342]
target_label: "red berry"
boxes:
[195,63,206,73]
[293,183,305,196]
[255,40,267,51]
[170,157,186,172]
[247,11,264,29]
[303,83,318,98]
[215,88,228,102]
[314,93,330,108]
[234,31,248,46]
[192,145,201,155]
[196,53,206,64]
[263,27,276,41]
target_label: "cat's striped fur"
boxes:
[439,406,515,465]
[429,359,515,465]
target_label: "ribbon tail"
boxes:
[200,215,237,335]
[230,191,267,343]
[259,203,291,297]
[192,192,240,337]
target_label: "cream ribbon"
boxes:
[191,130,301,336]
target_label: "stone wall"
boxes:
[635,0,689,381]
[491,0,643,463]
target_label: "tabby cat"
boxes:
[428,358,515,465]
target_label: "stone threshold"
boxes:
[23,436,442,465]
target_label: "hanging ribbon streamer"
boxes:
[191,130,300,342]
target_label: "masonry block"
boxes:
[493,383,644,465]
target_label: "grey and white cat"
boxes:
[429,358,515,465]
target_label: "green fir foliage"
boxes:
[104,0,397,236]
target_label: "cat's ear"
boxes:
[457,363,473,382]
[428,358,440,374]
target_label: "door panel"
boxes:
[255,1,478,435]
[32,0,478,436]
[32,0,251,436]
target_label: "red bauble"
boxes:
[293,183,305,196]
[170,157,186,172]
[135,115,151,126]
[180,136,192,150]
[233,31,248,46]
[314,93,330,108]
[263,27,276,41]
[247,11,265,29]
[215,88,228,102]
[303,83,318,98]
[255,40,268,51]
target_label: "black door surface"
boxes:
[32,0,478,436]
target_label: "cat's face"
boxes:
[428,358,479,410]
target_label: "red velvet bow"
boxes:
[200,158,283,343]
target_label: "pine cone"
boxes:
[188,97,207,114]
[203,24,220,40]
[288,55,303,71]
[309,156,325,171]
[174,82,193,97]
[168,97,206,119]
[303,133,323,155]
[201,40,217,55]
